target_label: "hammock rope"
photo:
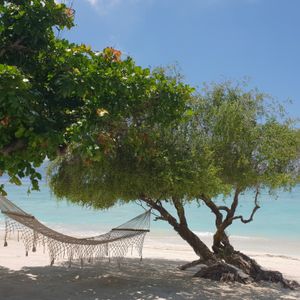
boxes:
[0,196,150,266]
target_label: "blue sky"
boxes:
[62,0,300,118]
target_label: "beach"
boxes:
[0,183,299,299]
[0,231,299,300]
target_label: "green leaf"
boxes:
[15,126,26,138]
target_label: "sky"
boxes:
[61,0,300,119]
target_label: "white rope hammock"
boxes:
[0,196,150,266]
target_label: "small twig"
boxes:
[217,206,230,214]
[156,199,163,207]
[140,195,179,227]
[199,194,224,226]
[137,198,165,221]
[153,215,165,221]
[149,205,165,221]
[231,188,260,224]
[135,200,147,211]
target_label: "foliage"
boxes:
[193,82,300,193]
[0,0,194,196]
[48,81,300,209]
[0,0,75,194]
[48,62,196,207]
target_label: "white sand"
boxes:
[0,232,300,299]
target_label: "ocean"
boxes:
[0,174,299,244]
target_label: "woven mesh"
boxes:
[0,196,150,266]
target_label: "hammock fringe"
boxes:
[0,196,150,266]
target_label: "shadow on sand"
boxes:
[0,258,299,300]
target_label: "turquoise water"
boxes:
[0,175,300,241]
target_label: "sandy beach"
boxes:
[0,231,299,300]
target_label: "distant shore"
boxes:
[0,231,299,299]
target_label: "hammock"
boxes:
[0,195,150,266]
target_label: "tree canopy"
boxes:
[49,82,300,208]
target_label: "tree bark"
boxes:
[199,193,235,255]
[141,196,214,261]
[175,223,214,261]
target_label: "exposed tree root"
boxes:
[179,259,207,270]
[225,251,299,289]
[181,251,299,289]
[194,262,249,284]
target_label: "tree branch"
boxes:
[0,139,27,156]
[0,38,23,57]
[228,188,240,218]
[173,197,187,226]
[231,188,260,224]
[135,199,148,211]
[137,198,165,221]
[199,194,223,226]
[151,209,165,221]
[140,195,180,228]
[220,187,241,229]
[217,206,230,214]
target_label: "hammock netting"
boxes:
[0,196,150,266]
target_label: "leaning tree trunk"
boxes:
[191,191,300,289]
[142,196,215,261]
[196,230,298,289]
[177,221,298,289]
[142,196,298,289]
[174,223,215,261]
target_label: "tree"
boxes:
[0,0,75,192]
[49,81,300,288]
[1,1,192,194]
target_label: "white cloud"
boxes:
[85,0,126,15]
[84,0,260,11]
[84,0,259,17]
[197,0,261,5]
[84,0,154,15]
